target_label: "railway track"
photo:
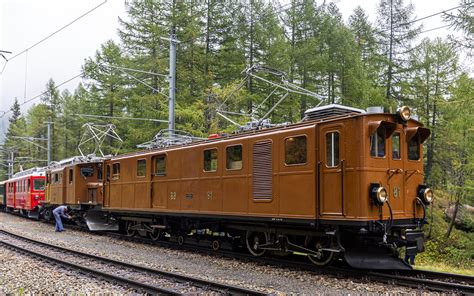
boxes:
[3,213,474,294]
[104,231,474,294]
[0,229,266,296]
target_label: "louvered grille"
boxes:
[252,140,273,199]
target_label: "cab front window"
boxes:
[408,136,420,160]
[370,127,386,157]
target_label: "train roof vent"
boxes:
[303,104,365,121]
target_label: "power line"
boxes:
[0,72,83,119]
[75,114,168,123]
[1,0,108,74]
[400,4,464,26]
[418,24,452,35]
[380,4,464,33]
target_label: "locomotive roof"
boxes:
[109,111,423,161]
[7,171,45,182]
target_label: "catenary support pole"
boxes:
[47,120,52,165]
[168,33,178,134]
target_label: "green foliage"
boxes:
[417,192,474,270]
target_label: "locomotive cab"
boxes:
[341,106,433,269]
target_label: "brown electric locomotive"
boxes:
[44,104,433,269]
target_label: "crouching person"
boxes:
[53,205,71,232]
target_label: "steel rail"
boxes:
[4,213,473,294]
[0,238,179,295]
[0,228,266,296]
[104,231,474,294]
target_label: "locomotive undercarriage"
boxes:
[87,210,422,270]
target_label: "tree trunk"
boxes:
[445,197,460,239]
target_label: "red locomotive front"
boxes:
[6,168,45,218]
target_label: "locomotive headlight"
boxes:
[34,195,39,200]
[370,184,388,204]
[397,106,411,121]
[418,186,434,204]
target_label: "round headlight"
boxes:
[423,188,434,204]
[376,187,388,204]
[398,106,411,121]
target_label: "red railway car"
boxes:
[5,168,46,218]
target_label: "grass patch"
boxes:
[414,191,473,275]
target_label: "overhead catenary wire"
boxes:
[0,72,84,119]
[75,113,168,123]
[378,4,465,33]
[1,0,108,74]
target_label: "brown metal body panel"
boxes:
[46,162,103,206]
[103,113,426,223]
[359,115,424,221]
[47,168,66,205]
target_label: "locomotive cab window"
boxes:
[285,136,307,165]
[408,135,420,160]
[226,145,243,170]
[326,132,340,167]
[137,159,147,177]
[112,163,120,179]
[204,149,218,172]
[34,179,45,191]
[27,179,30,192]
[154,155,166,176]
[370,127,386,157]
[80,167,94,177]
[392,132,401,160]
[54,173,59,184]
[69,169,73,183]
[97,164,103,180]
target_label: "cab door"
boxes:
[388,131,405,216]
[104,164,111,207]
[318,124,345,217]
[151,154,167,209]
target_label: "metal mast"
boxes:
[168,33,178,132]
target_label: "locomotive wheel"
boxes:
[177,235,185,246]
[149,228,162,241]
[211,240,220,251]
[246,231,268,257]
[126,221,137,237]
[43,208,52,221]
[305,236,335,266]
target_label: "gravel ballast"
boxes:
[0,212,431,294]
[0,244,137,294]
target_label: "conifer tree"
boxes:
[376,0,421,101]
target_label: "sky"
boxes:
[0,0,463,141]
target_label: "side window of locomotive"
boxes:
[370,127,386,157]
[154,155,166,176]
[69,169,73,184]
[54,173,59,184]
[408,136,420,160]
[27,179,31,192]
[204,149,218,172]
[112,163,121,179]
[106,165,111,180]
[326,132,340,167]
[392,132,401,160]
[226,145,243,170]
[97,164,103,180]
[80,167,94,177]
[137,159,147,177]
[285,136,307,165]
